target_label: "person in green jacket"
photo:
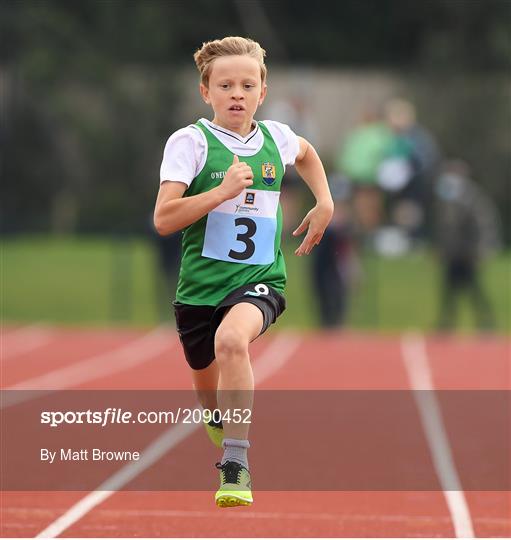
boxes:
[336,108,393,235]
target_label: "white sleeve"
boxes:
[261,120,300,166]
[159,126,207,186]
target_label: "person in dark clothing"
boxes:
[434,160,499,331]
[311,177,356,328]
[312,223,353,328]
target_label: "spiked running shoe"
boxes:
[215,461,253,507]
[204,418,223,448]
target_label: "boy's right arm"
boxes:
[154,155,253,236]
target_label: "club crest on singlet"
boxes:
[262,162,276,186]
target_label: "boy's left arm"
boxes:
[292,137,334,256]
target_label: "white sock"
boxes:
[221,438,250,470]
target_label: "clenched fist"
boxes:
[217,154,254,200]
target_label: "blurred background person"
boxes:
[335,105,392,244]
[379,98,441,244]
[311,176,358,328]
[434,159,500,332]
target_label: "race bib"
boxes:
[202,189,280,265]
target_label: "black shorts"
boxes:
[173,283,286,370]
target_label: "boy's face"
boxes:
[200,55,267,136]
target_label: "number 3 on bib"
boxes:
[228,217,256,260]
[201,190,279,265]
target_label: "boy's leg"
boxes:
[214,302,263,442]
[213,301,262,506]
[192,360,224,448]
[191,360,219,411]
[173,302,223,445]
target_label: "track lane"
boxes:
[43,333,455,538]
[2,329,508,537]
[424,335,511,538]
[59,491,455,538]
[1,327,159,388]
[27,335,301,538]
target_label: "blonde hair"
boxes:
[194,36,267,87]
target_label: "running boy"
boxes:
[154,36,333,507]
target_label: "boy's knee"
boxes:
[214,326,248,360]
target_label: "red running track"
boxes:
[1,325,509,537]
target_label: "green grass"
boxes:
[1,236,509,333]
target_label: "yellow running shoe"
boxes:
[215,461,253,507]
[204,419,223,448]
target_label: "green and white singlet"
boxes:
[176,121,286,306]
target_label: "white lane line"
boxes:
[1,327,176,409]
[1,325,56,361]
[35,333,301,539]
[401,332,475,539]
[1,324,46,340]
